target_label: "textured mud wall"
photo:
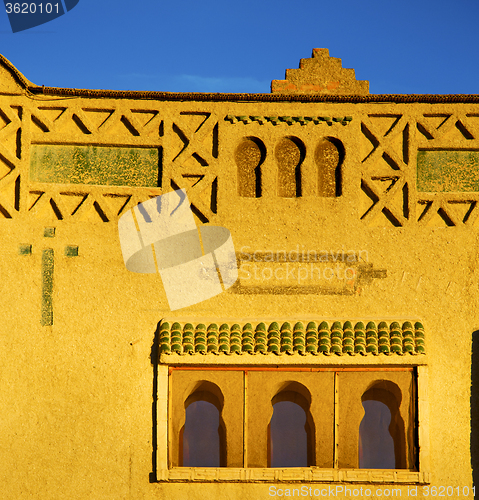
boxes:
[0,51,476,499]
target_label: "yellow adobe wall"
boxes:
[0,51,477,499]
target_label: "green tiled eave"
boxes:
[158,320,425,357]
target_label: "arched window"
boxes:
[358,382,407,469]
[180,386,226,467]
[359,400,395,468]
[268,387,314,467]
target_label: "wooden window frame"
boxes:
[155,366,430,484]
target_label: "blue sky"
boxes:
[1,0,479,94]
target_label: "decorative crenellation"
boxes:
[225,115,352,126]
[271,48,369,95]
[159,320,425,356]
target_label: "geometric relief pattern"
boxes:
[360,115,411,226]
[30,105,162,140]
[8,96,479,228]
[27,187,160,223]
[361,111,479,227]
[416,113,479,227]
[416,198,479,227]
[22,103,222,224]
[26,102,164,222]
[416,113,476,143]
[165,112,219,223]
[0,104,22,218]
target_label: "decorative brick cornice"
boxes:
[158,320,425,356]
[225,115,352,126]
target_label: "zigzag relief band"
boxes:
[225,115,353,126]
[118,189,238,310]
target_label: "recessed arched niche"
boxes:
[315,137,344,197]
[359,400,395,468]
[269,401,308,467]
[235,137,265,198]
[179,381,227,467]
[275,136,305,198]
[268,383,315,467]
[358,381,408,469]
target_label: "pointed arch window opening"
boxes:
[359,400,395,469]
[358,383,411,470]
[169,366,423,476]
[268,388,315,468]
[179,389,227,467]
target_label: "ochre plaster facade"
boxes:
[0,50,477,499]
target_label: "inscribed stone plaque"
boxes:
[30,145,159,187]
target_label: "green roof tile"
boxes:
[158,320,426,357]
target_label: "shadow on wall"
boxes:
[149,321,161,482]
[471,330,479,487]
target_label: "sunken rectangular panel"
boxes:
[417,150,479,192]
[30,145,160,187]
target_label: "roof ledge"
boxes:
[0,54,37,95]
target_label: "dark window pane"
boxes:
[269,401,308,467]
[182,400,220,467]
[359,400,395,469]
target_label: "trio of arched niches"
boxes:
[235,136,344,198]
[170,368,416,470]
